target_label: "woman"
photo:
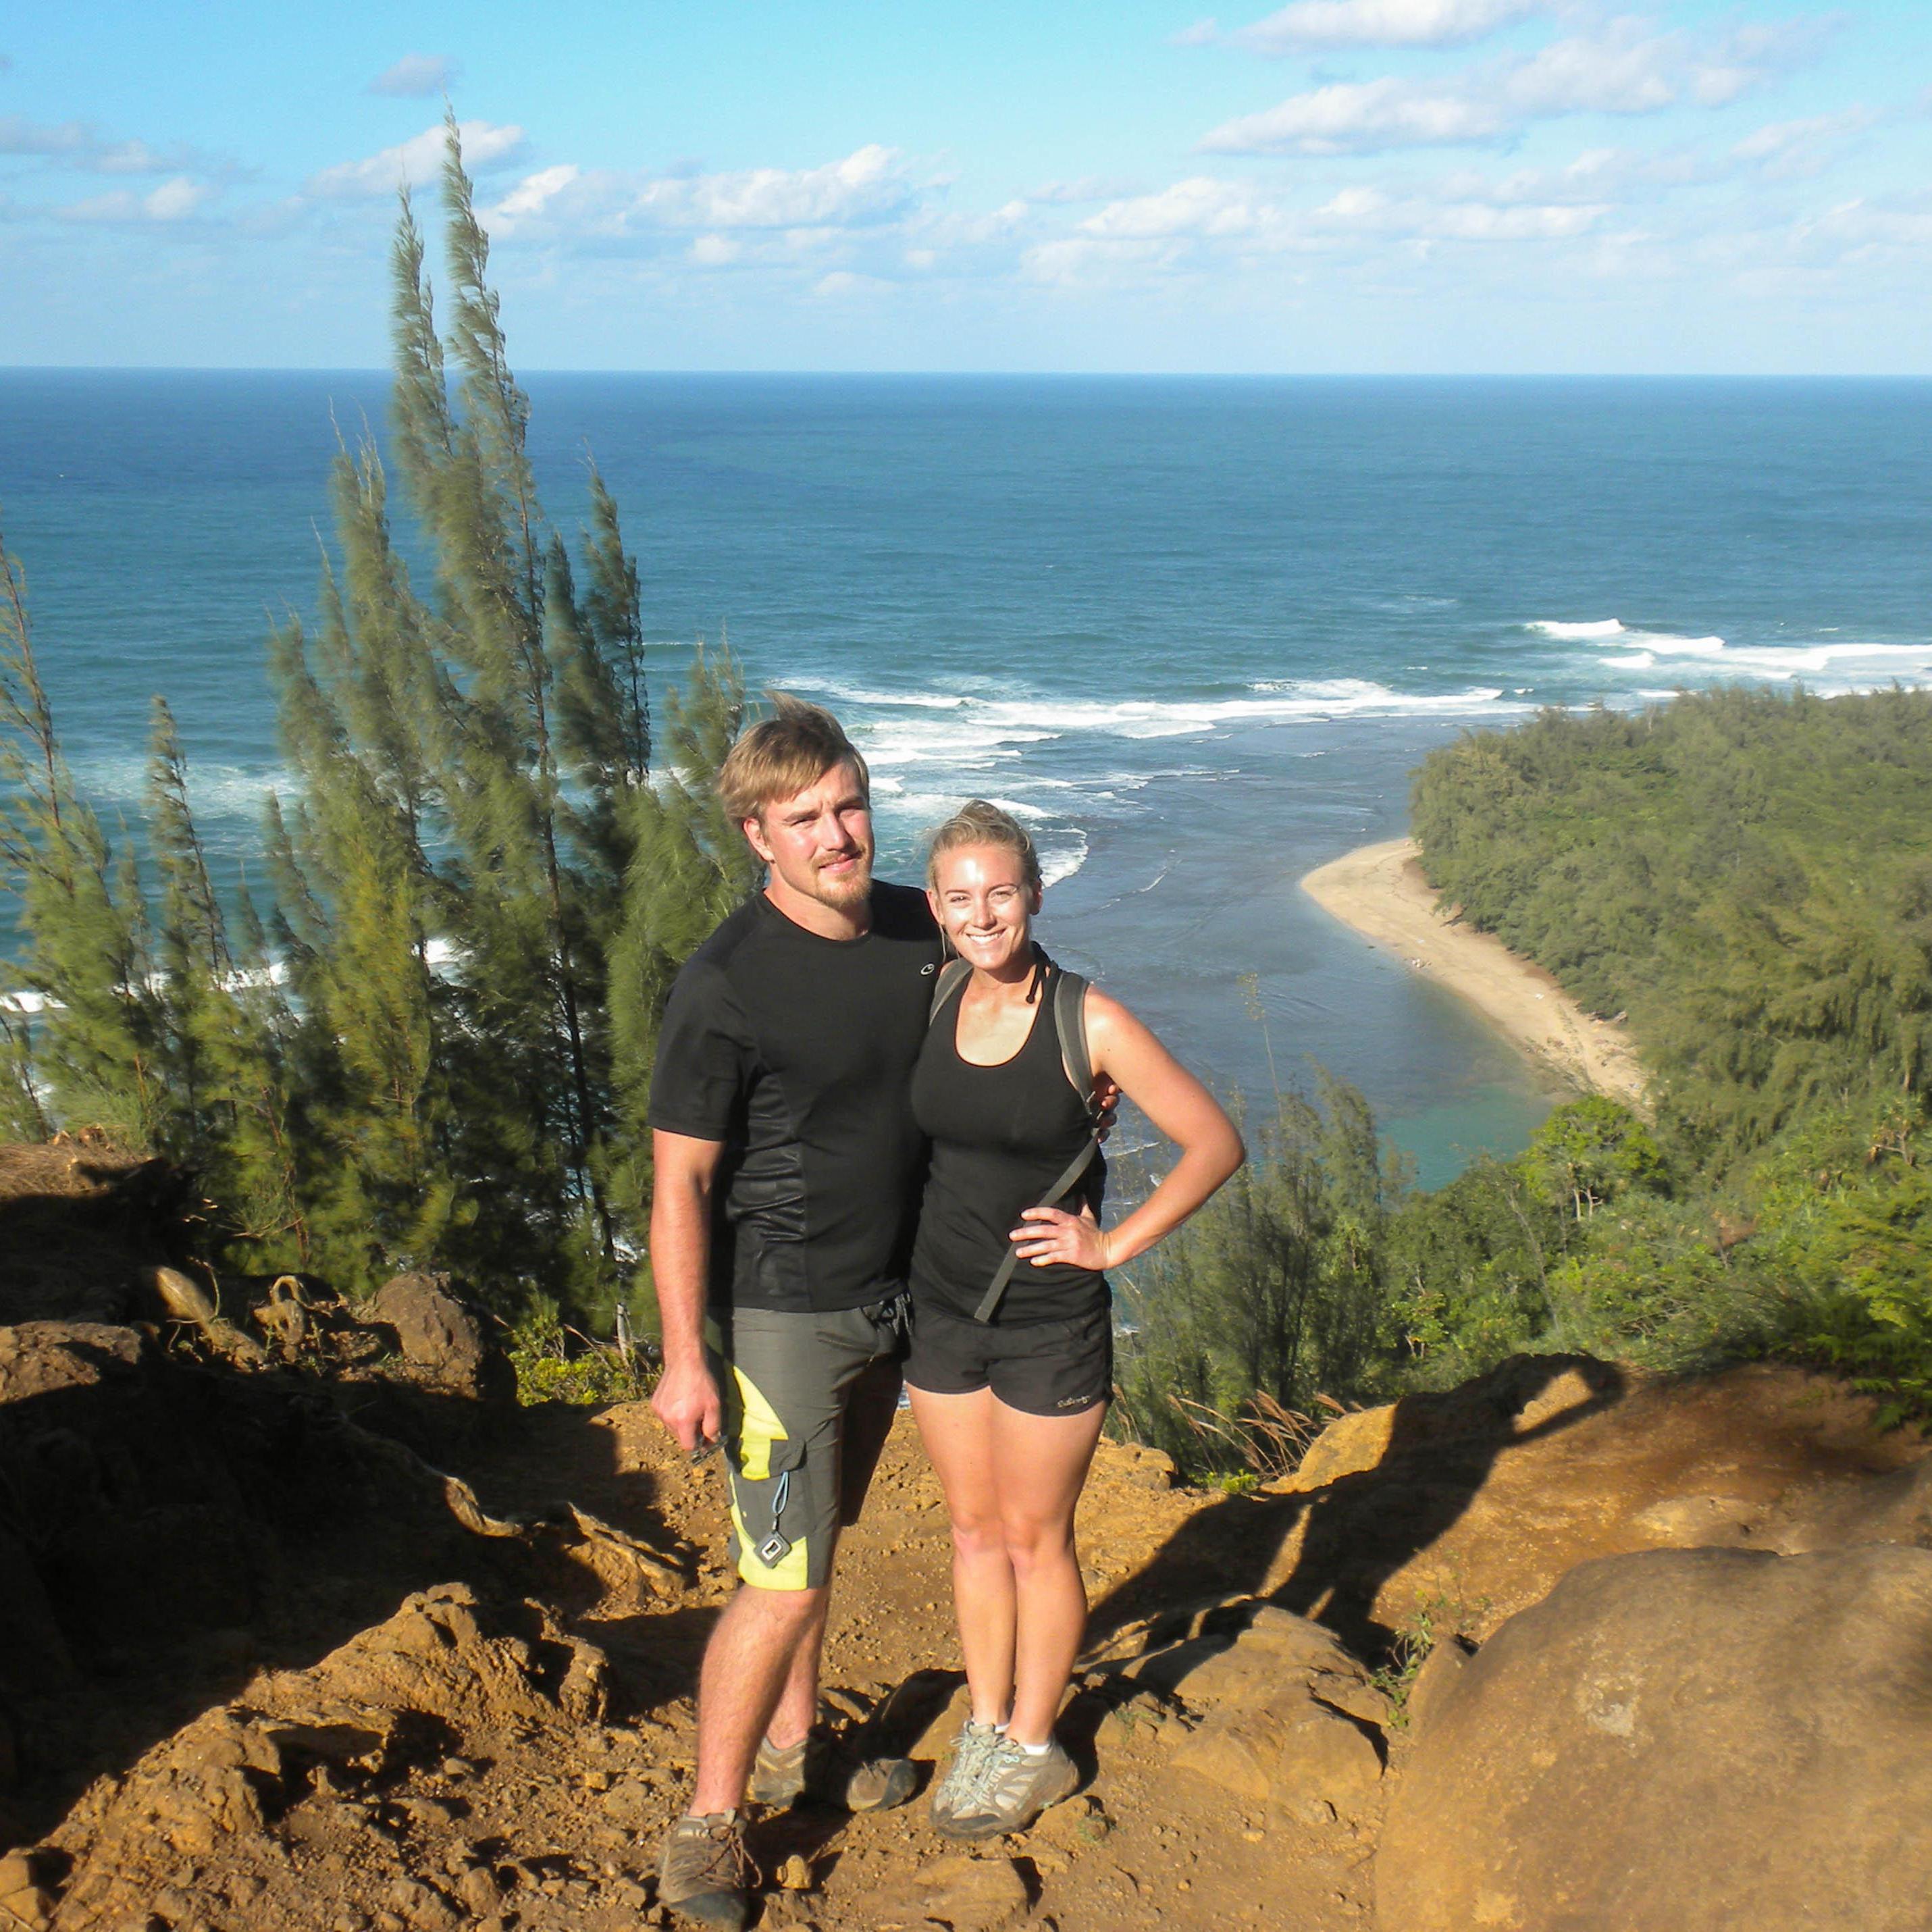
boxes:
[904,800,1244,1839]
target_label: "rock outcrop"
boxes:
[1378,1543,1932,1932]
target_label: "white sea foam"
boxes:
[1529,619,1626,639]
[1041,829,1089,889]
[820,685,968,710]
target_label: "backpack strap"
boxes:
[972,962,1103,1325]
[1051,967,1094,1116]
[928,957,972,1024]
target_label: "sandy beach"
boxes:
[1301,837,1648,1112]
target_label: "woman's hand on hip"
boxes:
[1011,1203,1114,1271]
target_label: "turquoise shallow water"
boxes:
[5,371,1931,1183]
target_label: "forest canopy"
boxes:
[1411,685,1932,1157]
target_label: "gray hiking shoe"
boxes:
[929,1719,1006,1831]
[943,1733,1081,1841]
[657,1808,755,1930]
[750,1728,917,1813]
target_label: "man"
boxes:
[648,698,940,1930]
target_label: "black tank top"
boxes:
[909,970,1107,1326]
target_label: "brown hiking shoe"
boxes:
[658,1809,755,1930]
[750,1728,917,1812]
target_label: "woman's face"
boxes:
[928,843,1040,975]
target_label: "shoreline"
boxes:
[1300,837,1648,1113]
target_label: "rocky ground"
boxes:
[5,1137,1931,1931]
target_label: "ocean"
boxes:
[5,371,1931,1185]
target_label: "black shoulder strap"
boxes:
[973,964,1102,1325]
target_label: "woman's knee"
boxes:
[999,1513,1076,1575]
[948,1511,1008,1564]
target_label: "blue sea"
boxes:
[5,371,1932,1184]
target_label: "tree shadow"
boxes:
[1086,1353,1628,1663]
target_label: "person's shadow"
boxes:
[1087,1353,1627,1663]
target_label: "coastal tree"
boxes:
[0,525,163,1147]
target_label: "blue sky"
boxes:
[3,1,1929,371]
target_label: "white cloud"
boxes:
[56,176,216,224]
[1202,76,1506,155]
[1021,236,1184,287]
[369,54,460,98]
[1025,176,1143,205]
[1065,169,1609,261]
[305,120,525,200]
[484,145,920,239]
[1731,107,1873,178]
[1201,22,1783,155]
[0,113,224,176]
[492,163,579,221]
[1234,0,1544,53]
[1082,177,1269,239]
[1171,17,1221,45]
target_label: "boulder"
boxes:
[367,1273,513,1405]
[1249,1354,1924,1650]
[1376,1544,1932,1932]
[1135,1603,1390,1825]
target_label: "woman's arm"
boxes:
[1010,987,1244,1272]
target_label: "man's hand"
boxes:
[1091,1073,1122,1141]
[652,1355,724,1455]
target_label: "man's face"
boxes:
[744,761,875,911]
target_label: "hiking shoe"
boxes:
[943,1734,1080,1840]
[658,1808,755,1930]
[929,1718,1006,1831]
[750,1728,917,1813]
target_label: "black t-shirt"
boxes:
[648,882,943,1313]
[909,973,1107,1326]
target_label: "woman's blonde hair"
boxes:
[716,694,870,827]
[925,800,1043,895]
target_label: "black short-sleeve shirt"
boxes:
[648,882,943,1313]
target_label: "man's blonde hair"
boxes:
[925,800,1043,895]
[716,695,870,827]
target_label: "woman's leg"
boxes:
[991,1397,1108,1745]
[908,1384,1017,1726]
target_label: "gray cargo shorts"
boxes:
[706,1293,908,1591]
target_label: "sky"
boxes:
[3,1,1930,373]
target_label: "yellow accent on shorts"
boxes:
[731,1363,787,1481]
[727,1361,812,1590]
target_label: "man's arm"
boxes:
[649,1128,727,1453]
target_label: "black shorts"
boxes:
[904,1301,1112,1417]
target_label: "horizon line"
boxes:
[5,365,1931,382]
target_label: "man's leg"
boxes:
[691,1582,827,1814]
[762,1586,831,1753]
[766,1340,900,1748]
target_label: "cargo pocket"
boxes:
[726,1372,812,1590]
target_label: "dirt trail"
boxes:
[7,1300,1927,1931]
